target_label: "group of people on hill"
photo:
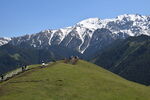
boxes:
[64,56,79,65]
[0,65,28,82]
[0,57,78,82]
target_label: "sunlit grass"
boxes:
[0,60,150,100]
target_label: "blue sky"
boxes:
[0,0,150,37]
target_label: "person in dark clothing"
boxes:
[24,65,27,70]
[22,66,25,71]
[0,74,4,80]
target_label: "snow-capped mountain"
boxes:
[9,14,150,54]
[0,37,11,46]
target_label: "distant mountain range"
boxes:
[0,14,149,56]
[92,35,150,85]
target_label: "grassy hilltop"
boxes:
[0,60,150,100]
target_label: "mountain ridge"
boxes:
[0,14,148,55]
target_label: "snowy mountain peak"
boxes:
[0,37,11,46]
[76,18,101,29]
[116,14,147,21]
[3,37,11,41]
[77,18,100,24]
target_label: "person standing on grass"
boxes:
[41,61,45,68]
[22,66,24,71]
[24,65,27,70]
[0,74,4,81]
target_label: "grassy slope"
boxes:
[0,60,150,100]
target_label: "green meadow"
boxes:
[0,60,150,100]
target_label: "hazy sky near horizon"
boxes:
[0,0,150,37]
